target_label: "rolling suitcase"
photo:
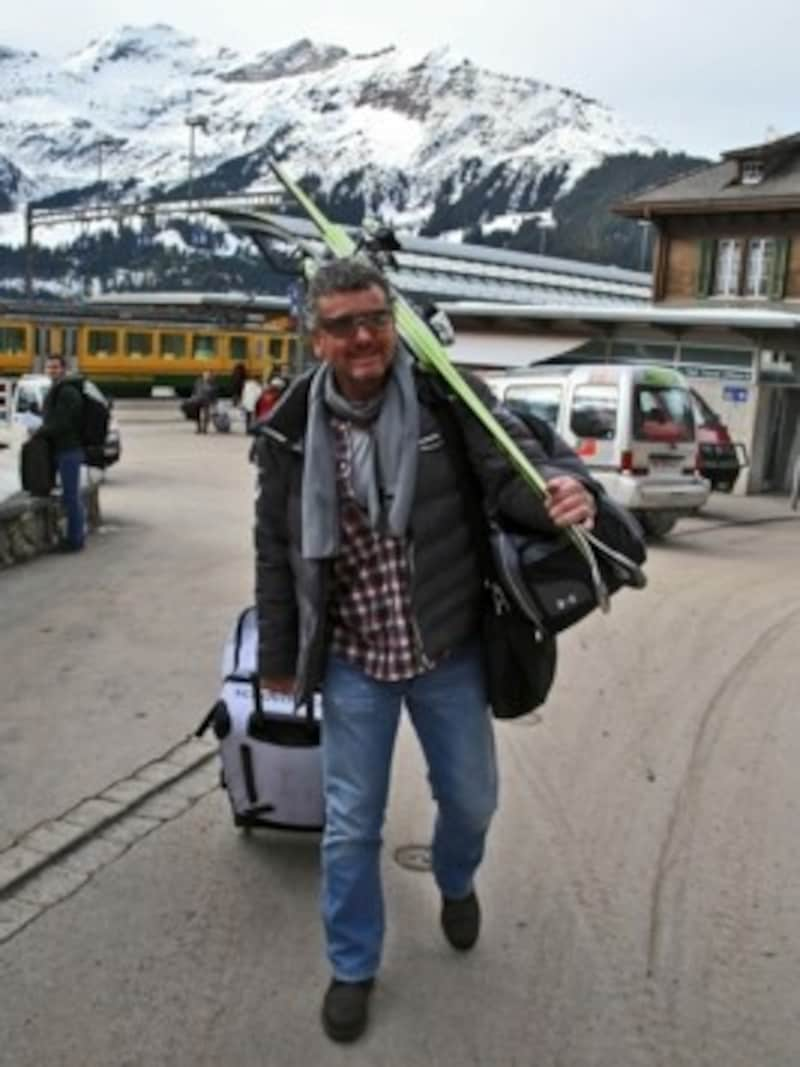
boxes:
[197,607,324,831]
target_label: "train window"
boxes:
[0,326,26,354]
[160,333,186,359]
[126,332,153,358]
[88,330,117,357]
[229,335,248,361]
[193,334,217,360]
[267,337,285,362]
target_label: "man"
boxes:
[191,370,217,434]
[38,355,85,552]
[254,259,595,1043]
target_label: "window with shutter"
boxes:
[712,239,742,297]
[696,239,716,297]
[768,238,790,300]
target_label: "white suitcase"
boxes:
[197,607,324,831]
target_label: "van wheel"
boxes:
[640,513,678,539]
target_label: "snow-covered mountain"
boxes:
[0,23,661,243]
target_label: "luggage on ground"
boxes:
[212,407,231,433]
[20,435,55,497]
[197,607,324,831]
[181,397,201,422]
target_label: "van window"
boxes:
[570,384,618,440]
[690,389,721,428]
[15,382,46,415]
[504,384,562,427]
[634,386,694,443]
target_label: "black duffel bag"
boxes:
[181,397,201,422]
[488,495,646,638]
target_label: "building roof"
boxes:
[442,299,800,333]
[214,210,651,309]
[615,132,800,217]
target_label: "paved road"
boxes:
[1,404,799,1066]
[0,402,253,848]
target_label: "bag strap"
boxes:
[428,384,496,585]
[430,381,612,609]
[582,529,647,588]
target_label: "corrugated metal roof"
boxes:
[215,209,652,308]
[441,299,800,331]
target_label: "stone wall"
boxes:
[0,485,101,568]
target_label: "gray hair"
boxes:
[305,258,393,327]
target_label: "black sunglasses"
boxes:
[316,308,394,338]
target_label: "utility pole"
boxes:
[638,219,652,272]
[185,115,209,202]
[24,203,34,299]
[537,216,557,255]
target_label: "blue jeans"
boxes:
[320,641,498,982]
[56,448,85,549]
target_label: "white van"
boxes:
[483,363,710,536]
[0,374,121,467]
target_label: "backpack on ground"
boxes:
[196,606,324,832]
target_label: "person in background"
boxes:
[37,355,85,552]
[254,374,288,422]
[192,370,218,434]
[230,362,247,408]
[241,375,262,434]
[253,258,596,1043]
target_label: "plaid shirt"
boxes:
[329,418,430,681]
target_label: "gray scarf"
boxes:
[301,349,419,559]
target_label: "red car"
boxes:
[690,389,749,493]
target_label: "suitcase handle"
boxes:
[223,672,318,725]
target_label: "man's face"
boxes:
[311,284,396,402]
[45,358,65,382]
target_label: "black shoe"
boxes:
[441,890,481,950]
[321,978,374,1043]
[55,540,83,553]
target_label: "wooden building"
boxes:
[615,132,800,308]
[613,133,800,493]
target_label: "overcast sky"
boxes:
[3,0,796,157]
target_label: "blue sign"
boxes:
[722,385,749,404]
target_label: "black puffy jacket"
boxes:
[253,366,596,704]
[40,378,83,454]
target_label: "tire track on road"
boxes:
[645,604,800,980]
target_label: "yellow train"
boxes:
[0,294,299,395]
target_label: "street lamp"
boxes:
[185,115,209,202]
[96,137,115,183]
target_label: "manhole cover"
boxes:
[393,844,432,872]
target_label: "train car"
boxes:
[0,293,300,396]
